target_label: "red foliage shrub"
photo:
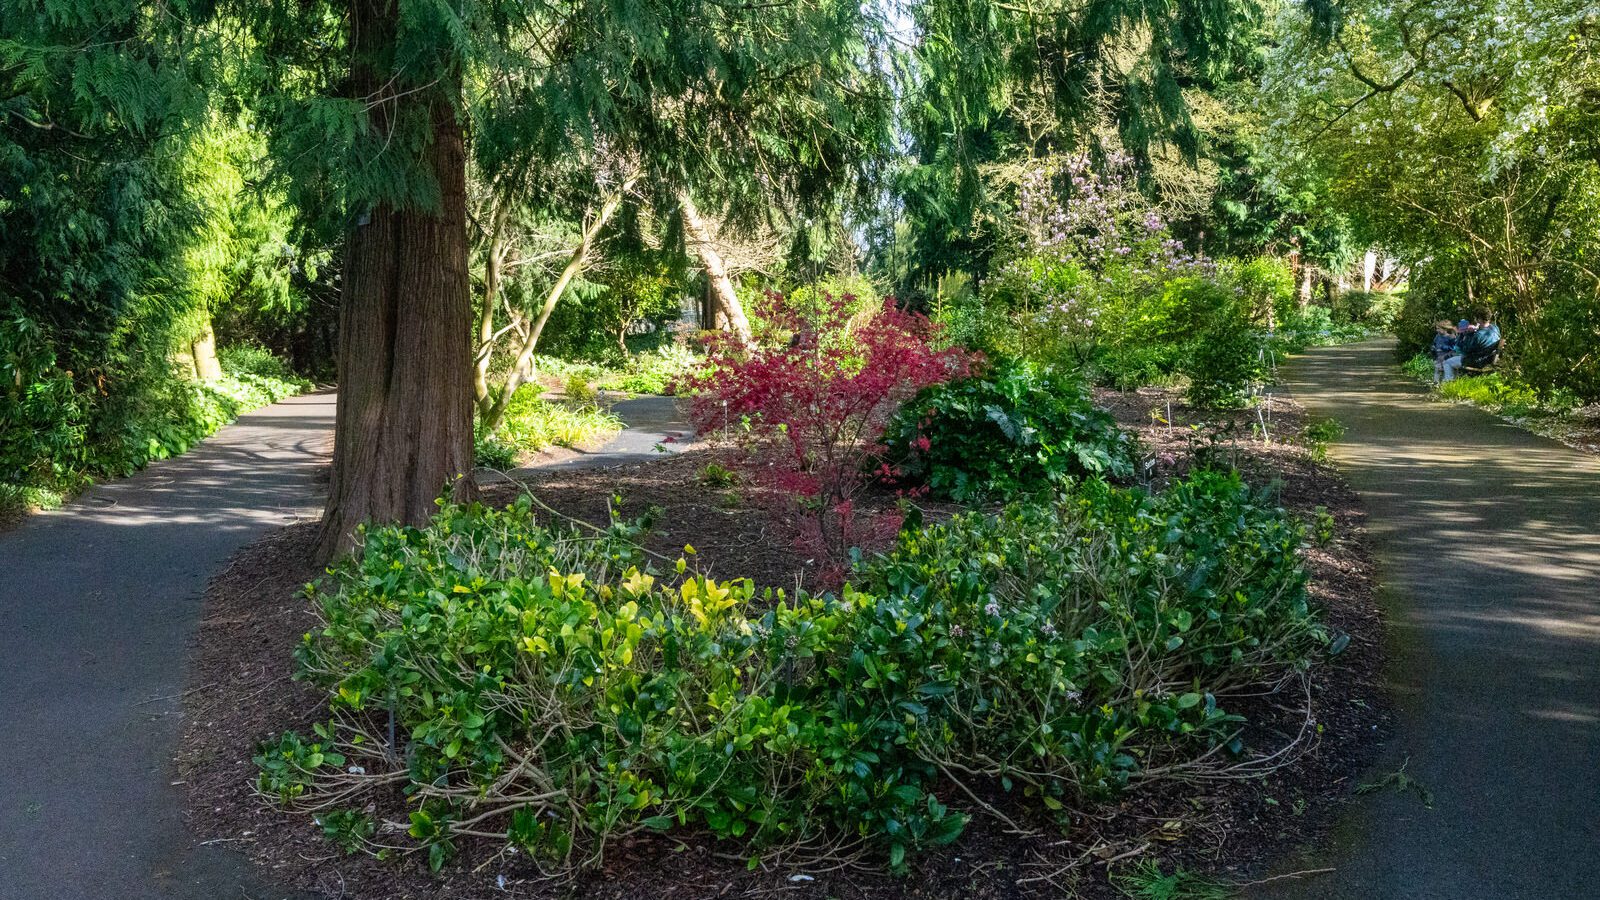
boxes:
[684,292,978,583]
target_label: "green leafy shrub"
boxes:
[1274,304,1372,352]
[97,364,311,476]
[599,343,700,395]
[265,472,1326,872]
[883,359,1137,500]
[1224,256,1294,325]
[254,729,344,805]
[1515,290,1600,403]
[535,251,684,364]
[2,345,309,513]
[1302,418,1346,462]
[1183,297,1266,409]
[1310,506,1336,547]
[860,470,1326,804]
[767,274,883,341]
[1333,290,1402,330]
[698,461,739,487]
[564,373,598,405]
[317,809,378,855]
[473,435,518,470]
[219,343,302,381]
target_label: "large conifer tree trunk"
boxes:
[316,0,473,562]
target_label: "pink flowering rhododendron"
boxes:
[684,291,978,583]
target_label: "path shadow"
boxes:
[1253,340,1600,899]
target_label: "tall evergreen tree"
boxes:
[238,0,891,557]
[892,0,1267,291]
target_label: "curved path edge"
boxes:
[1251,339,1600,899]
[0,390,693,899]
[0,391,336,899]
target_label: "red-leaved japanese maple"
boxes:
[684,291,977,582]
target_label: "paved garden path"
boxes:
[0,392,336,899]
[529,394,695,471]
[1254,339,1600,899]
[0,391,691,899]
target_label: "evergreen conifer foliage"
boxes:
[2,0,204,498]
[237,0,892,557]
[894,0,1266,288]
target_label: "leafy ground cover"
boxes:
[1399,354,1600,457]
[180,387,1387,900]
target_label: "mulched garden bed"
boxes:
[179,387,1390,899]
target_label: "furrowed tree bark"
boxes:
[678,189,752,341]
[316,2,473,563]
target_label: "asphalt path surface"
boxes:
[0,391,335,899]
[0,390,692,899]
[1253,340,1600,899]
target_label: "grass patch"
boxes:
[1112,860,1233,900]
[476,386,623,466]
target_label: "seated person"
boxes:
[1430,320,1458,384]
[1442,311,1502,382]
[1459,315,1502,369]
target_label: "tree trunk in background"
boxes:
[678,190,751,341]
[479,188,626,433]
[473,200,511,412]
[191,315,223,382]
[316,2,473,563]
[1298,265,1314,308]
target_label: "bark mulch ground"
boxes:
[179,387,1389,900]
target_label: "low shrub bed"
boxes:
[257,469,1331,876]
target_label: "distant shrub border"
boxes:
[257,470,1333,876]
[2,349,312,515]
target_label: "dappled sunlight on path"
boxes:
[0,392,332,899]
[1253,340,1600,899]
